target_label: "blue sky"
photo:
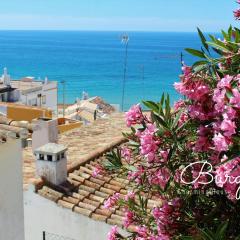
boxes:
[0,0,237,32]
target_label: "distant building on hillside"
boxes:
[0,68,58,113]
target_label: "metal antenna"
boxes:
[121,34,129,112]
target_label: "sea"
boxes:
[0,31,215,110]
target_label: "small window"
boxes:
[47,155,52,161]
[39,154,44,160]
[57,154,60,161]
[61,152,65,158]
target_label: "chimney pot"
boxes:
[34,143,67,185]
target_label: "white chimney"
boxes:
[35,143,67,185]
[2,67,11,87]
[32,118,58,152]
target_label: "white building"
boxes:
[0,117,33,240]
[0,68,58,113]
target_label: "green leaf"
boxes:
[185,48,206,58]
[215,221,228,240]
[192,60,208,70]
[197,27,209,52]
[151,112,168,129]
[198,228,214,240]
[142,100,159,113]
[228,25,233,41]
[206,41,230,52]
[234,27,240,43]
[221,30,230,41]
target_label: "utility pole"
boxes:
[140,65,145,99]
[61,80,66,118]
[121,34,129,112]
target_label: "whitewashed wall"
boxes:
[42,82,58,113]
[24,190,114,240]
[0,139,25,240]
[19,82,58,113]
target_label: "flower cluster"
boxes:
[102,25,240,239]
[152,199,182,239]
[125,104,144,127]
[234,0,240,20]
[104,193,120,209]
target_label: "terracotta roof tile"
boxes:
[36,145,162,230]
[0,116,33,143]
[107,218,123,227]
[99,187,115,195]
[91,213,108,222]
[74,207,92,217]
[103,183,122,192]
[23,113,129,190]
[94,190,110,199]
[32,113,162,229]
[95,208,112,217]
[58,200,75,210]
[78,202,96,212]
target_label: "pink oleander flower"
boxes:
[123,210,134,227]
[194,136,210,152]
[234,9,240,20]
[136,226,148,238]
[213,132,229,152]
[230,89,240,108]
[104,193,120,209]
[194,126,212,152]
[92,165,104,177]
[153,199,181,238]
[223,106,236,120]
[178,112,188,126]
[188,104,208,121]
[124,191,135,201]
[160,150,169,162]
[174,80,210,101]
[215,157,240,200]
[182,64,192,76]
[121,147,131,162]
[107,226,118,240]
[139,124,160,163]
[173,99,185,111]
[148,167,170,190]
[150,234,170,240]
[125,104,144,127]
[220,118,236,137]
[217,75,233,88]
[127,166,145,184]
[213,88,226,113]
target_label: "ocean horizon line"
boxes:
[0,29,220,34]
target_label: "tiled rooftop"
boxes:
[0,116,33,143]
[36,151,162,228]
[23,113,129,190]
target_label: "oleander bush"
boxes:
[96,3,240,240]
